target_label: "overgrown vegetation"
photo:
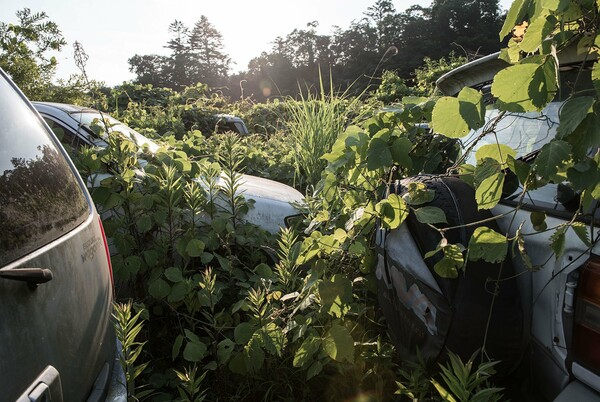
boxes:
[5,0,600,400]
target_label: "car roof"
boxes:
[436,45,598,96]
[32,101,98,114]
[435,53,507,96]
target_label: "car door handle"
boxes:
[16,365,63,402]
[0,267,53,288]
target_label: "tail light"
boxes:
[98,217,114,289]
[573,257,600,371]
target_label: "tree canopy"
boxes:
[0,8,66,98]
[126,0,504,101]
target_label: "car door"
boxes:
[0,72,116,401]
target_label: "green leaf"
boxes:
[318,274,353,318]
[492,59,558,112]
[571,222,592,247]
[515,225,533,271]
[183,341,207,362]
[376,194,409,229]
[550,226,567,257]
[143,249,159,267]
[234,322,254,345]
[306,361,323,380]
[567,158,599,191]
[468,227,508,263]
[499,0,532,40]
[534,141,571,181]
[557,97,595,138]
[135,215,153,233]
[519,12,556,53]
[434,244,464,278]
[403,182,435,205]
[323,322,355,363]
[186,239,205,257]
[217,339,235,364]
[475,171,504,210]
[390,137,413,168]
[563,109,600,159]
[431,378,458,402]
[475,144,516,164]
[258,323,285,356]
[164,267,183,283]
[366,130,392,170]
[507,155,531,185]
[172,335,183,361]
[593,61,600,96]
[123,255,142,276]
[293,334,321,368]
[168,281,189,303]
[432,88,484,138]
[148,278,170,299]
[244,340,265,372]
[414,206,448,224]
[530,210,547,231]
[541,0,570,11]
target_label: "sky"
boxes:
[0,0,513,86]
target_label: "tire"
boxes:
[379,175,524,375]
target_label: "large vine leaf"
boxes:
[499,0,533,40]
[533,140,571,181]
[323,322,355,363]
[434,244,464,278]
[148,278,170,299]
[519,12,556,53]
[561,107,600,158]
[183,340,208,362]
[376,194,409,229]
[318,274,353,318]
[390,137,413,169]
[258,323,286,357]
[492,58,558,112]
[366,129,392,170]
[432,87,484,138]
[293,334,321,368]
[567,158,599,191]
[414,206,448,224]
[468,227,508,263]
[557,96,595,138]
[474,159,504,210]
[475,144,517,164]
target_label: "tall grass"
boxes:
[285,70,356,190]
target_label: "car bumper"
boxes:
[104,340,126,402]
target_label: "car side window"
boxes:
[42,116,87,151]
[0,77,90,266]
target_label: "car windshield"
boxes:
[68,111,160,153]
[461,102,561,165]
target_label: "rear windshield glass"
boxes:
[461,102,560,165]
[0,75,89,266]
[68,112,159,152]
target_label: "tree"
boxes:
[165,20,193,90]
[189,15,231,87]
[128,54,171,87]
[0,8,66,98]
[129,17,231,91]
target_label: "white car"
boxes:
[377,48,600,400]
[33,102,303,234]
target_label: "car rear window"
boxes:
[0,74,90,266]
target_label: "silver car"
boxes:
[0,72,125,400]
[32,102,304,234]
[377,48,600,401]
